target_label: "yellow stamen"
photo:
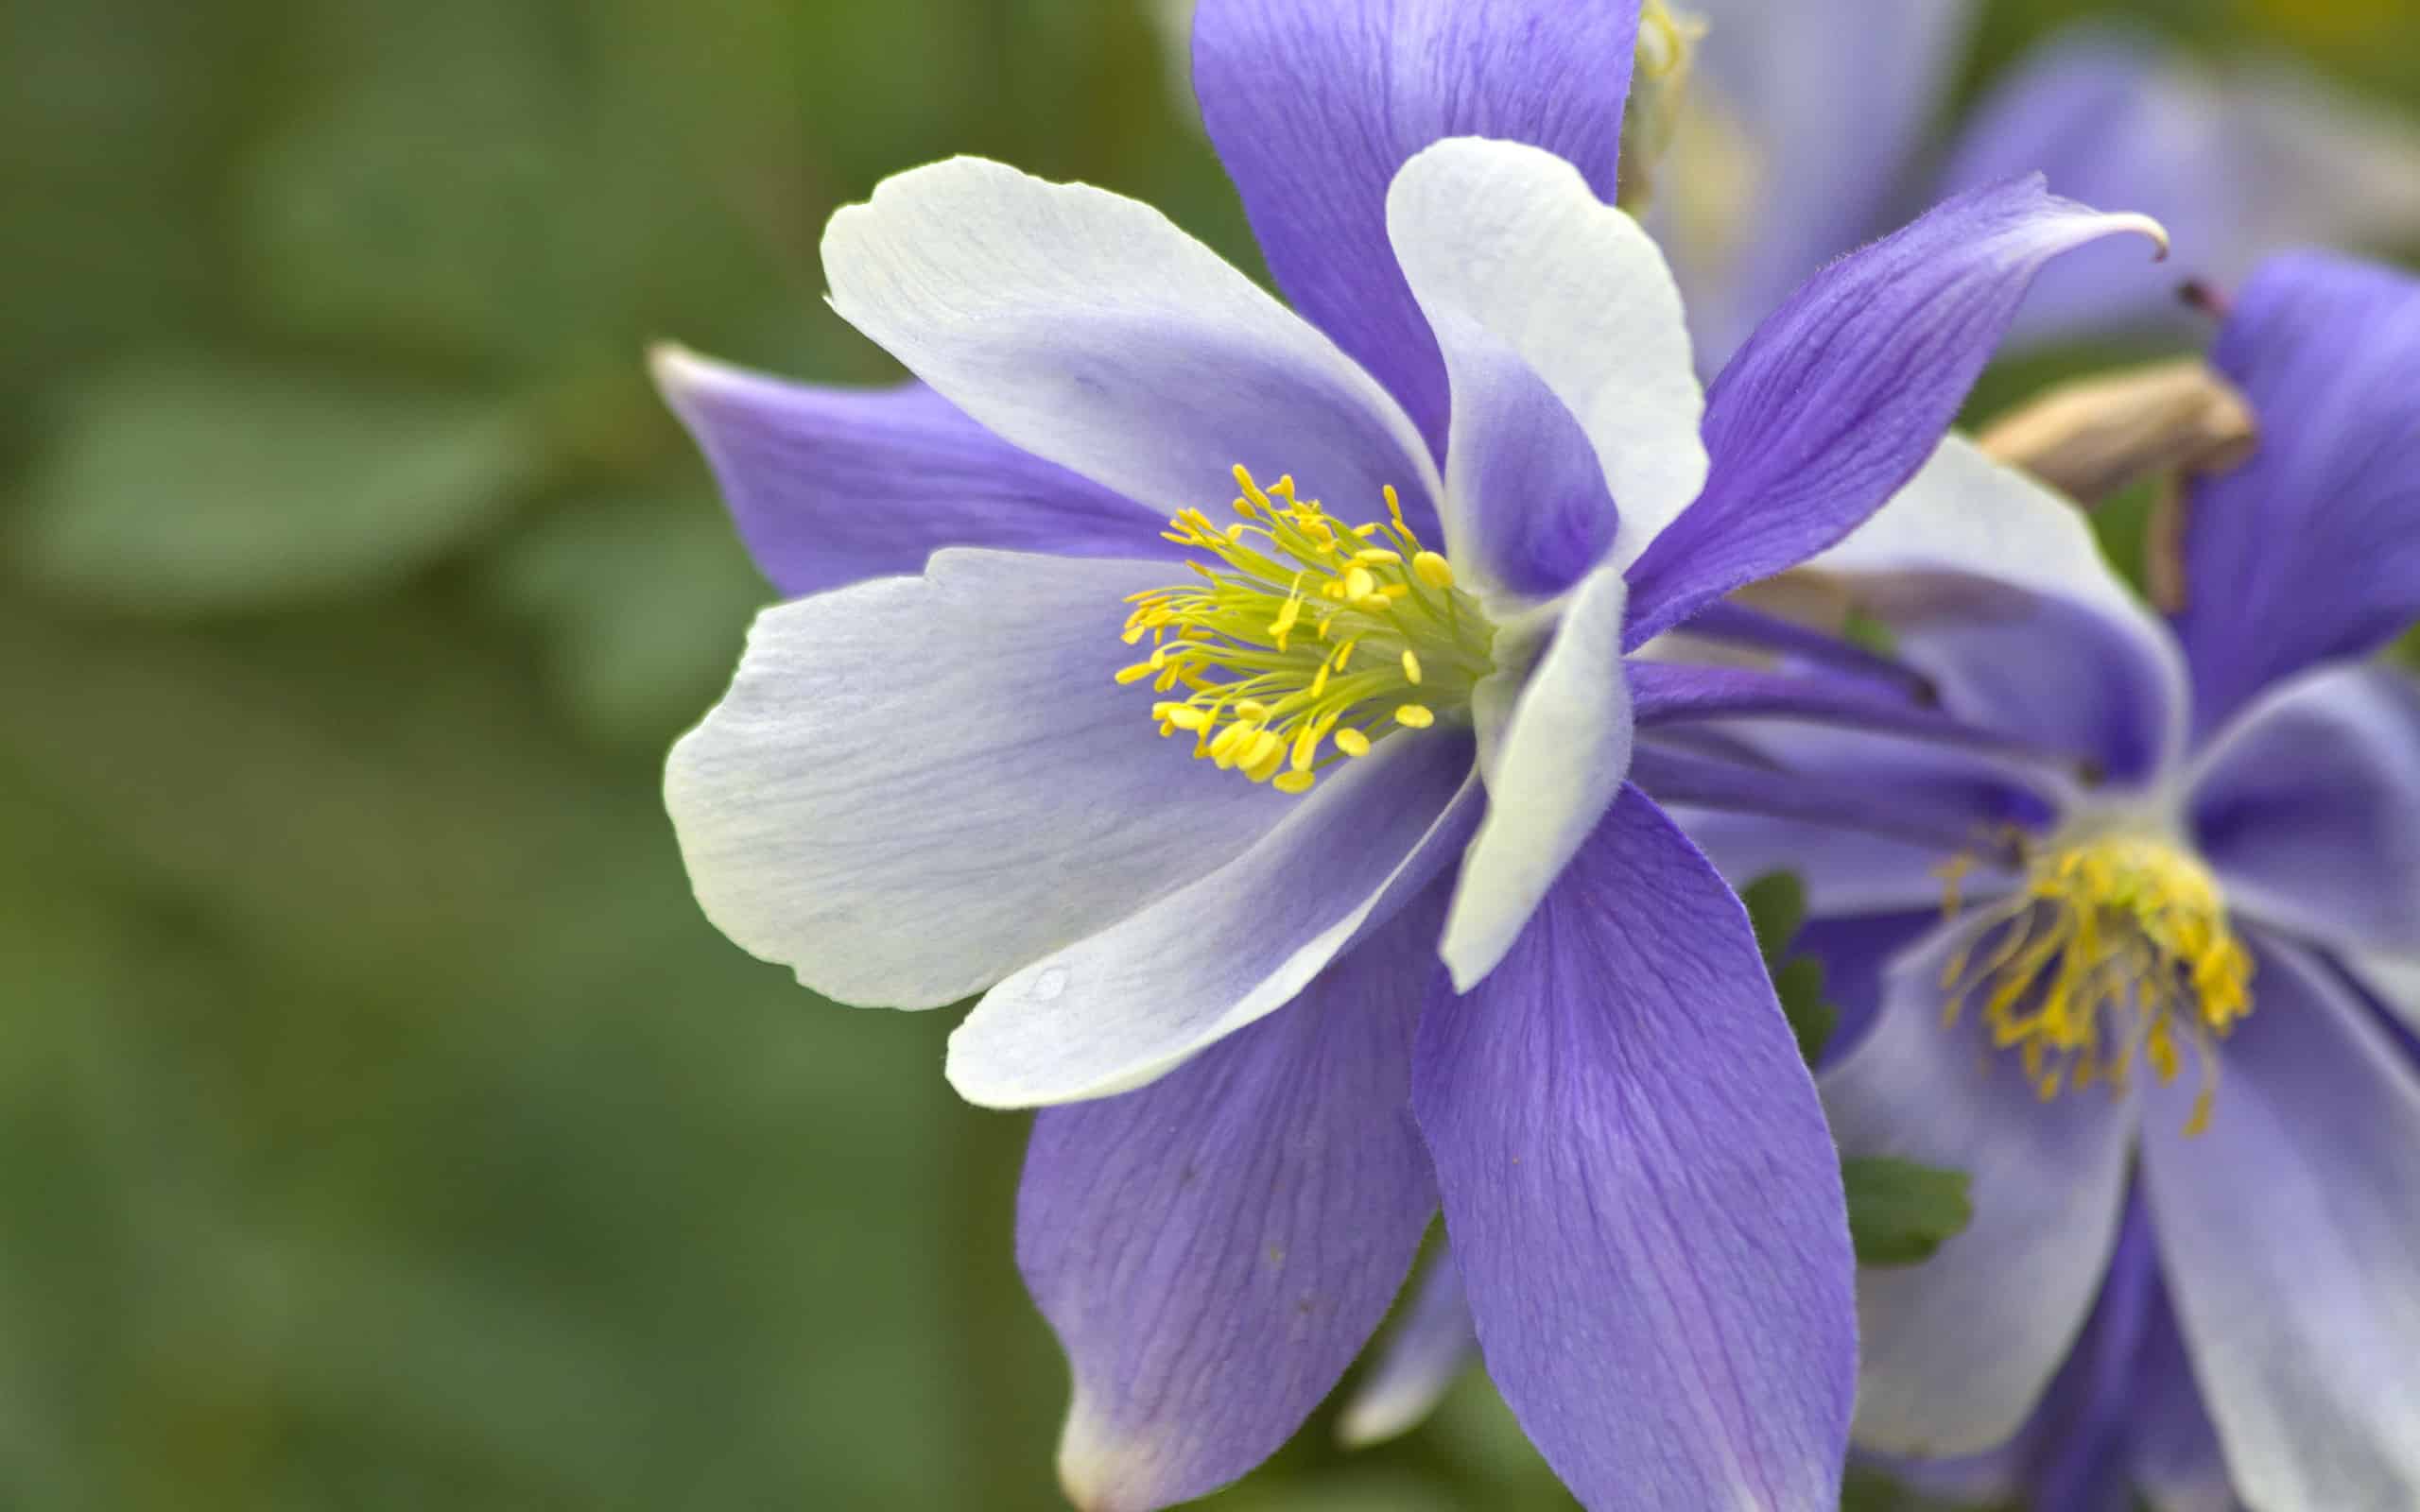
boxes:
[1233,465,1272,511]
[1940,831,2253,1136]
[1113,465,1497,795]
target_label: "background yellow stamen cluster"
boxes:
[1941,833,2254,1136]
[1115,466,1495,796]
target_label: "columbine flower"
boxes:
[1654,3,2420,366]
[1668,251,2420,1511]
[653,4,2159,1506]
[1148,0,2420,367]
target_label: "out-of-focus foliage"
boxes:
[0,0,2410,1507]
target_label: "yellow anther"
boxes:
[1384,485,1408,531]
[1273,770,1318,796]
[1941,831,2253,1135]
[1234,465,1273,510]
[1289,723,1322,772]
[1115,466,1497,795]
[1208,722,1252,766]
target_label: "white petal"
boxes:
[1814,433,2192,786]
[1386,138,1708,577]
[2187,664,2420,958]
[665,550,1287,1008]
[2345,951,2420,1043]
[1440,566,1635,991]
[1823,917,2139,1457]
[945,730,1478,1108]
[2141,936,2420,1512]
[821,156,1441,530]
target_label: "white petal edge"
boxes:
[664,550,1288,1009]
[945,733,1478,1108]
[1440,566,1635,991]
[1811,433,2193,788]
[2344,950,2420,1042]
[1386,137,1709,578]
[2140,936,2420,1512]
[821,155,1442,528]
[2186,663,2420,959]
[1823,915,2140,1457]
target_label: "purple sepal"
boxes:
[1622,177,2165,644]
[1413,785,1855,1510]
[2171,252,2420,735]
[1019,889,1446,1512]
[1192,0,1642,453]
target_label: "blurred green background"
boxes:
[2,1,2412,1507]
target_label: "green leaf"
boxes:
[1844,1157,1976,1268]
[1739,870,1806,965]
[1744,879,1962,1267]
[1774,956,1840,1067]
[13,355,543,613]
[1740,871,1840,1066]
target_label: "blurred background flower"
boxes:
[0,1,2411,1508]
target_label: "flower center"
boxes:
[1115,466,1496,796]
[1940,832,2254,1135]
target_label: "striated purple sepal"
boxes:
[651,350,1162,597]
[1021,891,1446,1512]
[1192,0,1642,452]
[1622,178,2166,644]
[2172,252,2420,735]
[1414,785,1855,1511]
